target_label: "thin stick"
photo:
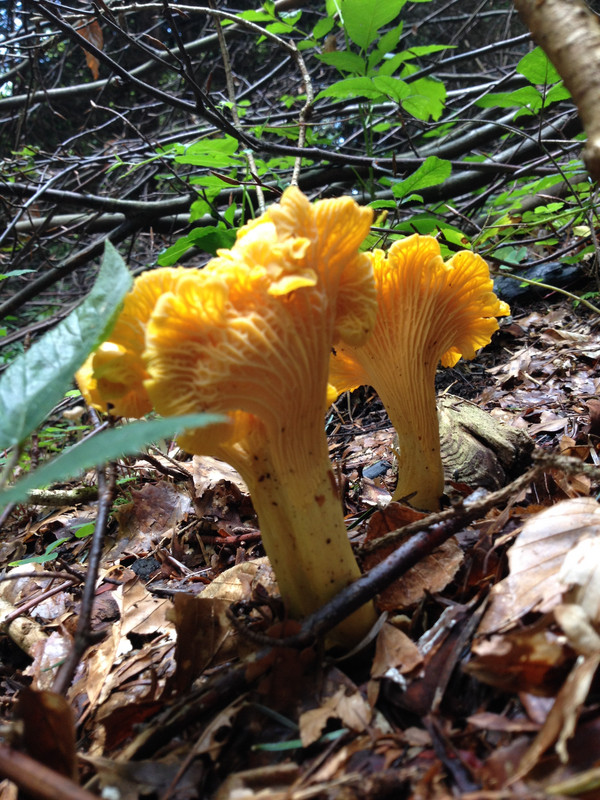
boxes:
[209,0,265,212]
[52,461,113,694]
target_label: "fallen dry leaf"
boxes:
[78,19,103,80]
[371,623,423,680]
[368,622,423,706]
[478,497,600,636]
[363,504,463,611]
[299,686,372,747]
[169,594,236,693]
[514,652,600,779]
[18,689,76,779]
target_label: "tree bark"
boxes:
[514,0,600,180]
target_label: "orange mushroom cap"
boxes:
[75,267,187,417]
[329,234,510,510]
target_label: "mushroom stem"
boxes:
[347,336,444,511]
[385,368,443,510]
[329,237,510,512]
[202,417,376,648]
[248,437,374,647]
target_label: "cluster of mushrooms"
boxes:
[77,187,509,647]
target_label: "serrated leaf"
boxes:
[401,77,446,121]
[316,76,383,101]
[475,86,542,112]
[157,226,237,265]
[0,413,225,509]
[371,75,409,101]
[0,242,132,451]
[368,22,403,71]
[517,46,561,85]
[545,83,571,104]
[341,0,407,51]
[392,156,451,199]
[315,51,366,74]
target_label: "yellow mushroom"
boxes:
[75,268,187,417]
[329,234,510,511]
[78,188,378,647]
[143,188,378,646]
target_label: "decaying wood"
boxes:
[438,394,535,491]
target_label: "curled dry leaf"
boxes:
[363,503,463,611]
[299,686,372,748]
[78,20,103,80]
[469,498,600,779]
[477,497,600,636]
[368,622,423,707]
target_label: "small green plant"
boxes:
[0,243,224,509]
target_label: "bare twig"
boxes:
[52,459,114,695]
[208,0,265,212]
[0,743,100,800]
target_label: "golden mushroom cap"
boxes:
[329,234,510,397]
[75,267,187,417]
[144,187,376,442]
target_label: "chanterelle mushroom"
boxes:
[329,234,510,511]
[76,268,187,417]
[78,188,378,647]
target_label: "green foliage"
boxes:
[173,136,243,169]
[0,242,132,452]
[157,225,237,265]
[340,0,408,51]
[390,156,452,202]
[0,269,34,282]
[0,413,225,510]
[9,537,71,567]
[315,0,448,123]
[476,46,570,117]
[517,47,561,84]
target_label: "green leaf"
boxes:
[377,51,411,76]
[237,9,272,21]
[73,521,95,538]
[0,414,225,509]
[494,245,528,265]
[0,242,132,452]
[475,86,542,112]
[368,22,403,71]
[316,76,383,101]
[315,51,366,74]
[545,83,571,104]
[392,156,451,199]
[9,537,70,567]
[371,75,409,101]
[401,77,446,121]
[375,23,404,58]
[312,17,335,39]
[369,199,397,209]
[0,269,34,282]
[174,136,242,169]
[517,46,561,84]
[266,21,294,34]
[341,0,407,51]
[157,226,237,265]
[403,44,450,57]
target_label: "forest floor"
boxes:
[2,282,600,800]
